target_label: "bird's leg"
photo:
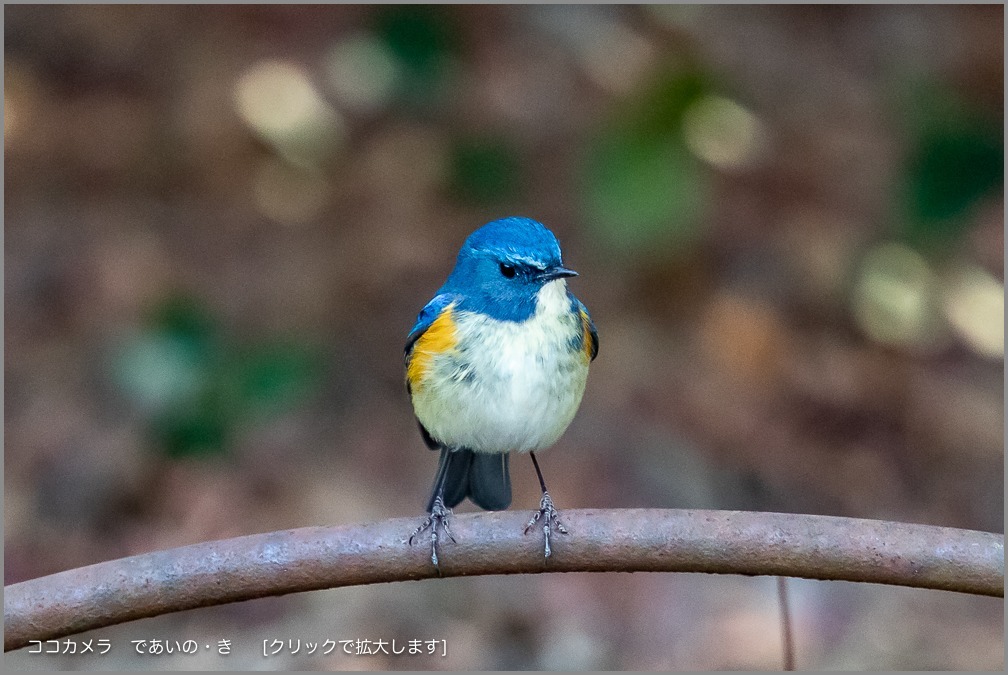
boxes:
[409,479,455,568]
[524,452,568,558]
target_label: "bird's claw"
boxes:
[409,496,455,567]
[524,490,567,558]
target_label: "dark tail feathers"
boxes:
[427,448,511,512]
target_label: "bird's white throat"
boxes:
[535,279,571,317]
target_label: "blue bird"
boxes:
[405,216,598,566]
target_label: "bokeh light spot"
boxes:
[941,264,1004,360]
[113,333,207,413]
[233,59,345,168]
[531,6,655,96]
[683,95,768,171]
[852,242,944,351]
[4,59,46,159]
[324,32,401,115]
[5,78,22,143]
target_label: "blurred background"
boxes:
[4,4,1003,670]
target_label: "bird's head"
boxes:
[445,216,577,321]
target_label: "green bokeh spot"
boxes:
[146,294,218,348]
[450,136,523,205]
[152,396,231,458]
[579,65,715,257]
[112,333,207,411]
[582,130,707,256]
[905,126,1003,244]
[230,343,321,413]
[629,69,710,140]
[374,4,458,104]
[117,294,322,459]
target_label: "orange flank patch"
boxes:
[407,305,459,391]
[580,309,596,362]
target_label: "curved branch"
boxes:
[5,509,1004,651]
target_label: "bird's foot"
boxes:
[409,495,455,567]
[524,490,567,559]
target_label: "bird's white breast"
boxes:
[412,280,590,454]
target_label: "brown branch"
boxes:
[4,509,1004,652]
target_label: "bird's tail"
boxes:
[427,448,512,512]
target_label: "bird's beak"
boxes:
[538,266,578,282]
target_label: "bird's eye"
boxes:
[499,263,517,278]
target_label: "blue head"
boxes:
[442,216,577,322]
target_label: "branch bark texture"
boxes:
[5,509,1004,651]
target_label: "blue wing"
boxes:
[404,293,458,363]
[573,296,599,361]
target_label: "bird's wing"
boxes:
[404,293,458,363]
[574,297,599,361]
[405,293,459,451]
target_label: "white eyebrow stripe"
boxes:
[504,253,552,269]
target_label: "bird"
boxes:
[404,216,598,566]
